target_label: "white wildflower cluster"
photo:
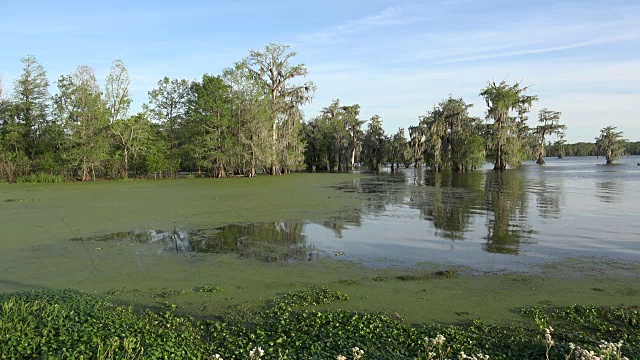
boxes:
[424,334,449,359]
[336,347,365,360]
[544,326,555,360]
[427,334,447,347]
[352,347,365,360]
[545,327,555,348]
[457,351,490,360]
[249,346,265,359]
[212,355,224,360]
[566,341,629,360]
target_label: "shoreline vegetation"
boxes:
[1,286,637,359]
[1,45,638,183]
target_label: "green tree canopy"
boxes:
[479,80,538,170]
[595,126,627,164]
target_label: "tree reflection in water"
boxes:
[482,171,533,255]
[409,171,484,240]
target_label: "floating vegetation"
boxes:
[152,289,193,299]
[105,288,141,297]
[372,270,460,282]
[274,286,350,309]
[372,275,388,282]
[337,279,360,286]
[4,198,41,203]
[195,285,222,293]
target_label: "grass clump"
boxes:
[16,172,64,183]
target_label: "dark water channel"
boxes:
[72,156,640,273]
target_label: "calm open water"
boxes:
[303,155,640,272]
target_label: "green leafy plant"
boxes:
[1,289,638,359]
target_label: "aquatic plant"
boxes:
[1,288,638,359]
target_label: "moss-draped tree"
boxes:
[595,126,627,164]
[246,43,316,175]
[479,80,537,170]
[535,108,566,164]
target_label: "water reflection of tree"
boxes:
[321,172,408,237]
[595,181,623,203]
[531,176,564,219]
[317,212,363,238]
[483,171,532,254]
[195,222,306,252]
[409,171,484,240]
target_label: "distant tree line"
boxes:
[0,46,635,182]
[546,140,639,158]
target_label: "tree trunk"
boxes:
[82,157,90,181]
[350,147,356,170]
[123,148,129,178]
[218,164,226,178]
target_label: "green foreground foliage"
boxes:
[1,288,638,359]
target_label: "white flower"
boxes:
[212,355,223,360]
[352,346,365,360]
[249,347,264,359]
[336,355,347,360]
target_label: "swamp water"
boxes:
[72,156,640,274]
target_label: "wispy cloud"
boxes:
[297,5,429,44]
[438,33,640,64]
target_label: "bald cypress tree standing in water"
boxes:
[595,126,627,164]
[480,80,537,170]
[361,115,387,171]
[535,108,566,164]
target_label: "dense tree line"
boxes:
[626,141,640,155]
[0,45,314,182]
[1,49,635,182]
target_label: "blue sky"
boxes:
[1,0,639,142]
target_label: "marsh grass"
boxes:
[16,173,64,183]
